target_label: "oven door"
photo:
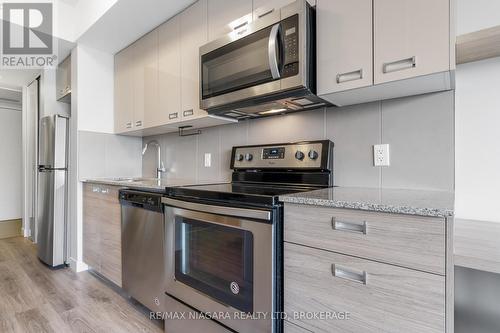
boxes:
[163,198,274,333]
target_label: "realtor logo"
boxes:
[1,2,56,68]
[3,3,53,54]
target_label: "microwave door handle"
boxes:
[268,23,281,79]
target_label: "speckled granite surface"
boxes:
[81,178,200,192]
[280,187,454,217]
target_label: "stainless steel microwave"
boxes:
[199,0,328,119]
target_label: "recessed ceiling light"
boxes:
[258,108,287,115]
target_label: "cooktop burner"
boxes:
[165,182,320,207]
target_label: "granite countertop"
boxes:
[81,177,200,192]
[280,187,454,217]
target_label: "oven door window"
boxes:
[175,217,254,313]
[201,23,283,99]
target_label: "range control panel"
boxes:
[232,141,333,169]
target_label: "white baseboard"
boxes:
[68,257,88,273]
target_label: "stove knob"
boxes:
[235,154,244,162]
[245,153,253,161]
[295,151,305,161]
[308,150,319,160]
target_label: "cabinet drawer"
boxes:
[284,242,445,333]
[284,203,445,274]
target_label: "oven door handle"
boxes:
[161,197,272,221]
[268,23,281,80]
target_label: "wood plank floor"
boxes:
[0,237,163,333]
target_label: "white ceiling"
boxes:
[77,0,197,54]
[0,87,23,103]
[0,69,39,90]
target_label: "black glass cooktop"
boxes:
[165,182,321,207]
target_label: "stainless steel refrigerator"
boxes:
[37,115,68,267]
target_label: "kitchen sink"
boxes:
[111,177,157,183]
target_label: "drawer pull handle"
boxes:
[258,9,274,19]
[169,112,178,120]
[332,264,367,285]
[383,56,416,74]
[336,69,363,84]
[183,109,194,117]
[233,21,249,31]
[135,120,142,127]
[125,122,132,129]
[332,218,367,235]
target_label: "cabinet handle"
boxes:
[183,109,194,117]
[169,112,178,120]
[383,56,416,74]
[135,120,142,127]
[258,8,275,19]
[332,264,367,285]
[336,69,363,84]
[126,122,132,129]
[233,21,249,31]
[331,217,367,235]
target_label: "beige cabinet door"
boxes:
[253,0,315,21]
[208,0,252,41]
[82,184,101,271]
[158,16,182,125]
[133,29,158,130]
[317,0,373,94]
[180,0,208,120]
[56,56,71,100]
[374,0,450,84]
[99,186,122,287]
[114,46,134,133]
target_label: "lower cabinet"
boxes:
[283,203,452,333]
[284,242,445,333]
[83,183,122,287]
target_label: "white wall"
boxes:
[0,106,22,221]
[455,0,500,222]
[75,45,115,133]
[457,0,500,35]
[455,58,500,222]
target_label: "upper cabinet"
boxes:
[56,55,71,103]
[208,0,253,41]
[114,45,135,133]
[180,0,208,120]
[317,0,373,95]
[374,0,451,84]
[318,0,454,106]
[133,29,159,130]
[253,0,315,21]
[157,16,181,125]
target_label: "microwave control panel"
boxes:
[282,14,299,78]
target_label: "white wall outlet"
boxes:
[373,144,390,166]
[204,153,212,167]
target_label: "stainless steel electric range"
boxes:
[162,140,334,333]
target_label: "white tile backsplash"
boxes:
[142,91,455,191]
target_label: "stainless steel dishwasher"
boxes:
[120,190,165,312]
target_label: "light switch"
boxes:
[204,153,211,167]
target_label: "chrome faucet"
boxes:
[142,140,166,179]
